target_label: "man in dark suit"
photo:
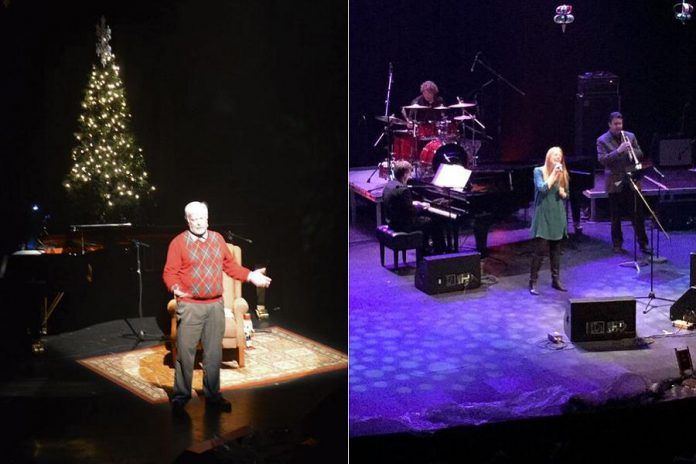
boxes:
[596,112,649,254]
[382,160,447,255]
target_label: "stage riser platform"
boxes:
[582,168,696,224]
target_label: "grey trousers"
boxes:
[173,300,225,403]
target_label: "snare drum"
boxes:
[391,131,416,160]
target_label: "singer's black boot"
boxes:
[550,246,567,292]
[529,254,542,296]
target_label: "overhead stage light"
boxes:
[554,5,575,33]
[674,2,693,24]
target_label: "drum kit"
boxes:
[375,100,485,179]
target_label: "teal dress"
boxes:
[530,166,567,241]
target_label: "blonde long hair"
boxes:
[542,146,569,190]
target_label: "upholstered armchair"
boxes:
[166,243,249,367]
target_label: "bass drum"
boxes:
[431,142,467,175]
[419,139,442,167]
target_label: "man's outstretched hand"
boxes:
[248,268,272,288]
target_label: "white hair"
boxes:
[184,201,208,219]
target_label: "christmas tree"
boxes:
[63,17,155,222]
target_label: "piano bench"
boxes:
[376,225,423,270]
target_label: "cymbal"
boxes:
[454,115,475,121]
[449,102,476,108]
[433,105,449,110]
[402,103,429,109]
[375,115,407,125]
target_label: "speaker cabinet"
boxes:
[574,93,620,161]
[565,297,636,342]
[415,252,481,295]
[670,287,696,323]
[658,138,693,167]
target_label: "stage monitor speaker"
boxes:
[691,252,696,287]
[415,251,481,295]
[565,297,636,342]
[670,287,696,323]
[658,138,693,167]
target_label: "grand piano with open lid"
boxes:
[3,223,172,352]
[408,147,535,255]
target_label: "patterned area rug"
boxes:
[78,326,348,403]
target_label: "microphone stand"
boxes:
[619,175,674,314]
[367,63,396,183]
[124,239,162,345]
[226,231,272,322]
[473,57,526,153]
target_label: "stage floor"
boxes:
[0,317,346,463]
[349,215,696,440]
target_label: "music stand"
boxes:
[642,174,669,264]
[432,163,472,190]
[620,175,674,314]
[618,176,649,272]
[432,164,472,252]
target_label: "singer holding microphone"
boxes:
[529,147,569,295]
[596,112,650,255]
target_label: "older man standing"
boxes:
[163,201,271,413]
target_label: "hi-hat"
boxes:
[454,114,476,121]
[449,102,476,108]
[433,105,449,110]
[375,115,407,125]
[402,103,429,109]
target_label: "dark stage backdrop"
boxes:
[351,0,696,167]
[0,0,347,349]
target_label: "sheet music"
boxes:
[432,164,472,190]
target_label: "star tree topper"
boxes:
[96,16,113,67]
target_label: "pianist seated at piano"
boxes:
[529,147,569,296]
[382,160,447,256]
[596,111,650,255]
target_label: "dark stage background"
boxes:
[351,0,696,167]
[0,0,347,350]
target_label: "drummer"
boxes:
[402,80,446,125]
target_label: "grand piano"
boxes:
[2,224,172,352]
[407,143,536,255]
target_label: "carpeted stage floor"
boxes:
[350,205,696,462]
[0,318,347,463]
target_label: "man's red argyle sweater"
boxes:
[162,230,251,304]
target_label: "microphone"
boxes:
[226,230,253,244]
[554,162,563,172]
[131,239,150,248]
[470,51,481,72]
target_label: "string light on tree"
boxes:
[63,16,155,222]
